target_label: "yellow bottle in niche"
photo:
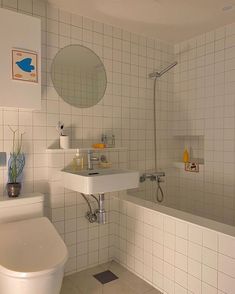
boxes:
[183,149,189,163]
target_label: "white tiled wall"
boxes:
[0,0,173,274]
[114,195,235,294]
[127,21,235,228]
[163,23,235,226]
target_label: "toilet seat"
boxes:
[0,217,68,278]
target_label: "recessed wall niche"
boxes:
[173,135,204,166]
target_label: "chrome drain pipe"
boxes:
[95,193,106,224]
[80,193,106,224]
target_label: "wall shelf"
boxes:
[46,147,127,153]
[173,135,204,139]
[173,162,204,169]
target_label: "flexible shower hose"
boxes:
[155,178,164,203]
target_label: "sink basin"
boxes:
[61,168,139,194]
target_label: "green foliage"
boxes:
[8,126,25,183]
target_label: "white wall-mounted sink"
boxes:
[61,168,139,194]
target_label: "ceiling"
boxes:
[48,0,235,43]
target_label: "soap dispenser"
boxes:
[72,150,83,171]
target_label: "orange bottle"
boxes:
[183,149,189,163]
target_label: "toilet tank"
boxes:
[0,193,44,223]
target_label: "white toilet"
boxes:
[0,193,68,294]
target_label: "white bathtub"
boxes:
[113,193,235,294]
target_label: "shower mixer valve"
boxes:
[139,172,165,183]
[139,172,165,203]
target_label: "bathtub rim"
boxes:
[118,192,235,238]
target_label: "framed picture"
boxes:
[12,49,38,83]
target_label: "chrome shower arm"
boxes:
[158,61,177,77]
[149,61,177,79]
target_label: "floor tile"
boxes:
[100,260,128,276]
[103,279,137,294]
[67,269,103,294]
[119,270,154,293]
[61,261,163,294]
[60,277,82,294]
[145,289,162,294]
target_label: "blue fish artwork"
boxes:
[16,58,35,73]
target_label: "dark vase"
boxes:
[6,182,21,197]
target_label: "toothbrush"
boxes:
[56,121,64,136]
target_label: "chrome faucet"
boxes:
[87,150,99,170]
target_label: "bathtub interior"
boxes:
[128,166,235,227]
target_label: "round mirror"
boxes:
[51,45,107,108]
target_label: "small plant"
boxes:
[8,126,25,184]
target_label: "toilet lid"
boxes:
[0,217,68,278]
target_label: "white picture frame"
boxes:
[12,49,38,83]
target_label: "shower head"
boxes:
[149,61,177,79]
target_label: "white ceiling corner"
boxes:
[48,0,235,43]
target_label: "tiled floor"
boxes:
[60,261,162,294]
